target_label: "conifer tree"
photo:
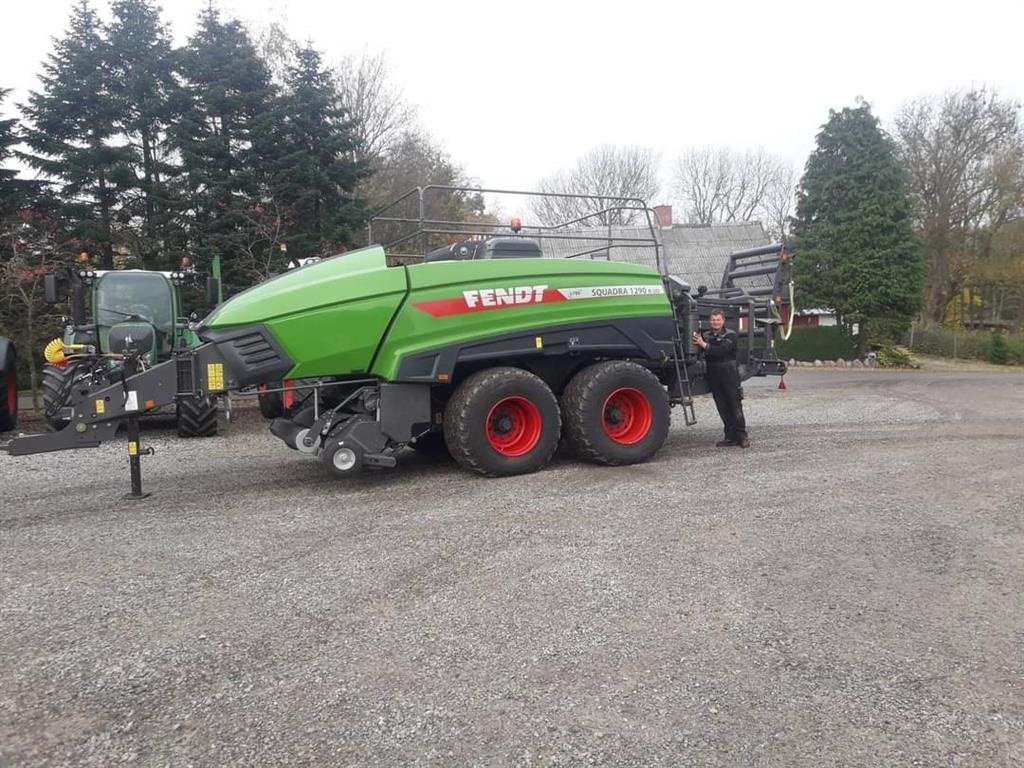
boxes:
[791,101,923,345]
[175,3,279,286]
[269,45,368,259]
[20,0,124,267]
[0,88,23,216]
[107,0,182,268]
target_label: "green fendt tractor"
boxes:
[40,255,221,437]
[5,187,792,491]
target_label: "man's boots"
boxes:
[715,437,750,448]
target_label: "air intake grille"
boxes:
[231,332,283,367]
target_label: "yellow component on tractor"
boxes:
[43,338,66,365]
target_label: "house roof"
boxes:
[660,222,771,289]
[537,221,772,289]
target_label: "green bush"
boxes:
[877,344,920,368]
[1008,335,1024,365]
[988,331,1009,365]
[866,317,912,345]
[909,327,1023,364]
[909,327,987,360]
[775,326,858,362]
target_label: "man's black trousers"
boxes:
[707,363,747,441]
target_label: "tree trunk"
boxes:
[142,128,155,270]
[97,171,114,270]
[24,300,39,412]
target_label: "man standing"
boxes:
[692,309,749,448]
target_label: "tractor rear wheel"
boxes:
[176,395,218,437]
[560,360,669,466]
[443,367,560,477]
[42,361,82,431]
[0,344,16,432]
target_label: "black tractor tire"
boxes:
[176,396,219,437]
[443,366,560,477]
[257,382,285,420]
[560,360,670,466]
[42,361,82,431]
[0,344,16,432]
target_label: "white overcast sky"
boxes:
[2,0,1023,206]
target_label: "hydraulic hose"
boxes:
[772,280,796,342]
[44,338,93,365]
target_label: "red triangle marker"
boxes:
[778,377,787,390]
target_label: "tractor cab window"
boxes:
[424,237,543,262]
[95,272,175,335]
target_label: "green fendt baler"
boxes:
[4,187,792,487]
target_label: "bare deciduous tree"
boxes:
[894,88,1024,325]
[359,130,493,251]
[333,53,416,163]
[0,209,64,408]
[761,163,796,241]
[252,20,294,85]
[532,145,660,227]
[672,147,795,238]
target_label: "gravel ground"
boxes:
[1,368,1022,767]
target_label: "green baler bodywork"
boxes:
[377,257,670,381]
[200,246,673,383]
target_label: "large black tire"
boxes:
[0,344,16,432]
[176,396,219,437]
[560,360,670,466]
[443,367,560,477]
[42,362,82,431]
[257,382,285,420]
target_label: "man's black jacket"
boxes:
[701,327,740,387]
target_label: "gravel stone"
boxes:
[2,369,1023,767]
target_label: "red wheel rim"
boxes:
[602,387,653,445]
[283,380,295,410]
[485,396,542,457]
[5,367,15,419]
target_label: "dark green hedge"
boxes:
[775,326,858,362]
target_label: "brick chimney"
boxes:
[652,204,672,229]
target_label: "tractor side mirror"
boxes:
[206,276,220,306]
[44,273,59,304]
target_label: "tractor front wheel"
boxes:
[443,367,560,477]
[42,361,82,431]
[0,343,16,432]
[176,396,218,437]
[560,360,670,466]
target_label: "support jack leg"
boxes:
[123,414,153,500]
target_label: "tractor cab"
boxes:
[93,271,177,362]
[424,236,544,263]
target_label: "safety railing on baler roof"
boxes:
[367,185,669,274]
